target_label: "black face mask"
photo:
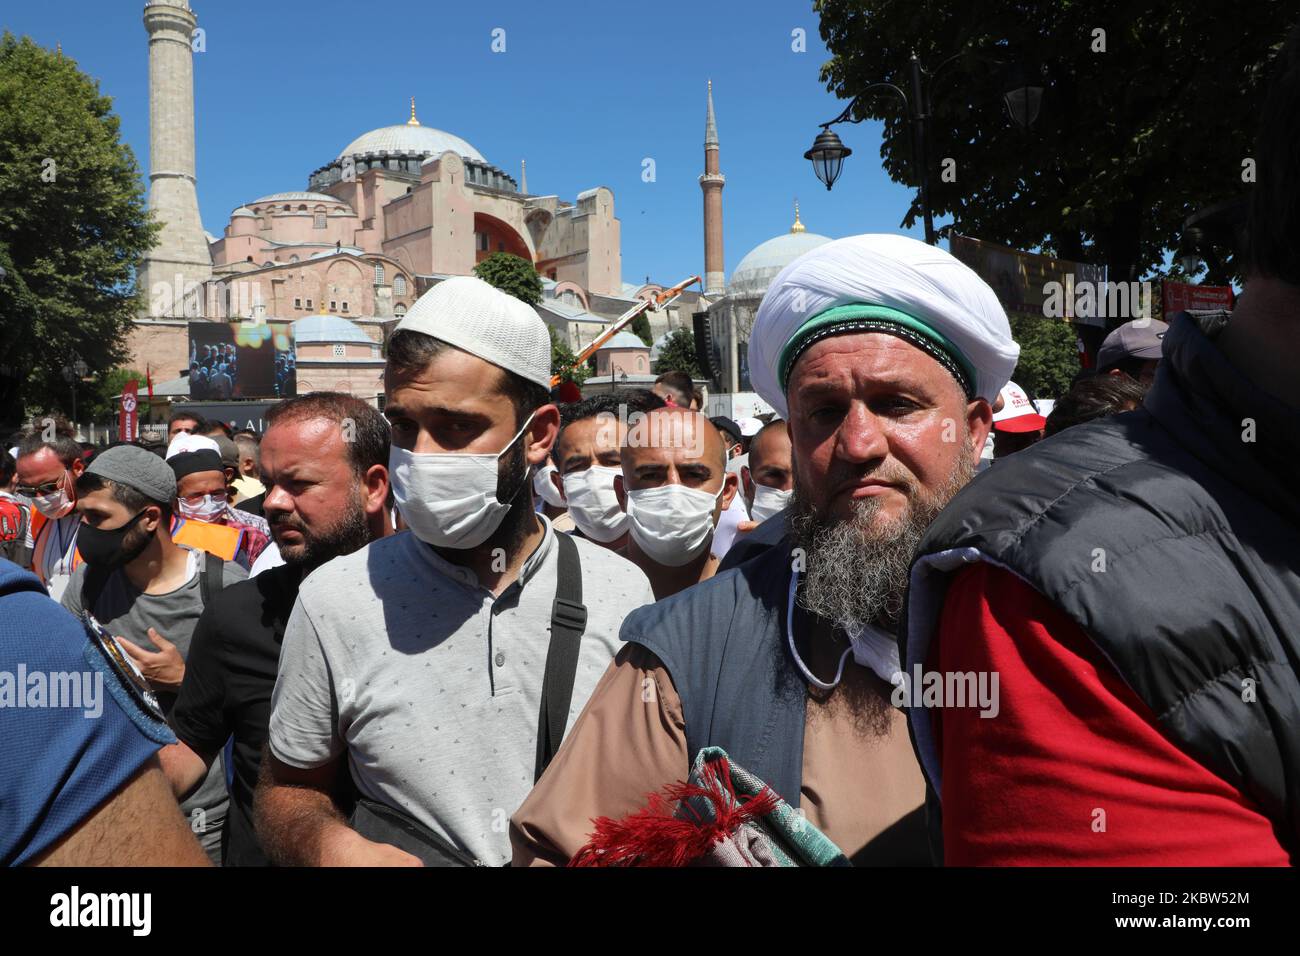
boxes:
[77,510,151,570]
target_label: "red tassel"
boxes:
[569,757,780,867]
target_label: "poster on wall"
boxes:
[188,321,296,400]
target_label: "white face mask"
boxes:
[532,462,566,509]
[561,466,627,543]
[32,473,75,519]
[389,413,535,550]
[748,483,792,523]
[625,482,722,567]
[177,493,227,522]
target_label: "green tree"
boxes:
[630,314,653,346]
[814,0,1292,282]
[0,34,159,423]
[1008,313,1080,400]
[652,327,702,378]
[549,326,588,387]
[83,367,150,423]
[473,252,543,305]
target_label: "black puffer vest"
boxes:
[903,311,1300,857]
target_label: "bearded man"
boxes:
[510,234,1018,865]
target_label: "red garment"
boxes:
[934,562,1290,866]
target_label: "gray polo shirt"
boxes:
[268,518,655,866]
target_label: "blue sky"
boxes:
[3,0,932,287]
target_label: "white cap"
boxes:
[165,432,220,460]
[992,381,1047,433]
[735,416,763,438]
[395,276,552,390]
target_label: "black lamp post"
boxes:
[806,51,1043,245]
[62,354,88,426]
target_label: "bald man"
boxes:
[612,406,737,600]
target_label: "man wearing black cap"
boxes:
[1096,318,1169,386]
[59,445,245,864]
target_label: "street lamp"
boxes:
[62,354,88,426]
[805,51,1043,245]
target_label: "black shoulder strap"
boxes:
[199,550,225,608]
[534,531,587,782]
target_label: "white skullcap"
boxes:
[395,275,552,390]
[165,432,220,461]
[749,234,1019,418]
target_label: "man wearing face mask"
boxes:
[257,276,655,868]
[531,454,572,529]
[511,234,1016,866]
[742,419,794,524]
[716,419,797,573]
[162,393,393,866]
[13,430,86,601]
[165,433,270,571]
[550,391,665,549]
[59,445,246,863]
[611,406,738,600]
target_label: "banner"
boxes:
[1162,281,1234,319]
[119,379,139,442]
[949,234,1108,327]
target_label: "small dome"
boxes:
[338,124,485,164]
[251,191,346,206]
[596,331,650,351]
[231,206,257,218]
[729,230,833,298]
[291,315,374,345]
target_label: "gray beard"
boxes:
[789,454,975,635]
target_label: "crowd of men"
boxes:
[2,28,1299,868]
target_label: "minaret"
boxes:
[521,159,528,194]
[139,0,212,316]
[700,80,725,297]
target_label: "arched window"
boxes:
[374,263,385,285]
[263,261,274,269]
[298,204,307,211]
[283,204,291,212]
[314,206,327,229]
[394,304,407,317]
[394,275,406,296]
[289,255,300,263]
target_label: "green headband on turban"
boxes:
[777,303,978,399]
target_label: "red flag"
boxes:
[119,380,140,442]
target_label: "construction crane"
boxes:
[550,275,702,388]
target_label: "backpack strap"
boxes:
[534,531,587,782]
[199,550,226,608]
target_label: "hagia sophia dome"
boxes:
[308,100,514,194]
[727,203,832,299]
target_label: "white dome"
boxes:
[729,231,833,298]
[252,191,347,206]
[292,315,374,345]
[338,124,485,164]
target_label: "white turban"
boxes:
[749,234,1019,419]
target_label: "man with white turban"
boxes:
[509,235,1017,866]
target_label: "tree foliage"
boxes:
[548,327,588,387]
[653,327,702,378]
[0,33,158,424]
[814,0,1293,282]
[473,252,543,305]
[84,367,150,423]
[1008,312,1080,400]
[630,313,653,346]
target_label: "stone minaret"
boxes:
[139,0,211,316]
[700,80,725,297]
